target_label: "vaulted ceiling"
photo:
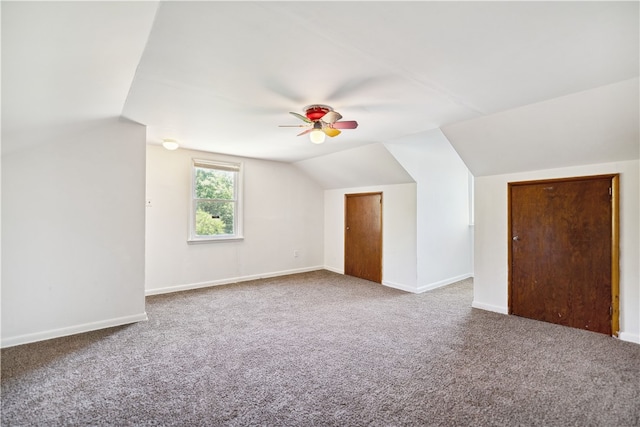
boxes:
[3,1,639,177]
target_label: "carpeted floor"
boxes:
[2,270,639,426]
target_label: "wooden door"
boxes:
[509,175,618,335]
[345,192,382,283]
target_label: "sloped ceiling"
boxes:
[442,78,640,176]
[3,1,639,178]
[294,143,414,190]
[1,1,159,154]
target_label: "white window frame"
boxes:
[188,158,244,243]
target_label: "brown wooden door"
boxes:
[345,192,382,283]
[509,175,617,335]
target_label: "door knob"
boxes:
[512,235,520,241]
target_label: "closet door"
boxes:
[345,192,382,284]
[509,175,617,335]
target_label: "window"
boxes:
[189,159,243,242]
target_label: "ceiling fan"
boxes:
[279,104,358,144]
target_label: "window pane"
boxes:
[194,167,235,200]
[195,200,235,235]
[190,159,242,242]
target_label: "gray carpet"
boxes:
[2,270,639,426]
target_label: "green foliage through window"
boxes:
[192,162,240,238]
[195,209,226,235]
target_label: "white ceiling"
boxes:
[3,1,639,176]
[294,143,415,189]
[442,77,639,176]
[2,1,158,153]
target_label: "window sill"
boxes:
[188,236,244,244]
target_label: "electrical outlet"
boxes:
[293,250,299,258]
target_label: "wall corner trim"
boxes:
[383,273,473,294]
[1,312,149,349]
[323,266,344,275]
[382,280,418,293]
[471,301,509,314]
[617,332,640,345]
[416,273,473,294]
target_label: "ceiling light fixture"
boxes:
[309,122,326,144]
[279,105,358,144]
[162,138,179,150]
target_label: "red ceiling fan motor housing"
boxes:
[305,105,332,121]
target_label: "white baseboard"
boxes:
[382,280,418,293]
[416,273,474,293]
[145,265,325,296]
[1,312,148,349]
[618,331,640,344]
[339,273,473,294]
[323,265,344,275]
[472,300,509,315]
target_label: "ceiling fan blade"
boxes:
[278,124,310,127]
[323,128,341,137]
[321,111,342,124]
[297,128,313,136]
[331,120,358,129]
[289,112,312,123]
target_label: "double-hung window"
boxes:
[189,159,243,242]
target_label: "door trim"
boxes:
[507,174,620,336]
[611,174,620,336]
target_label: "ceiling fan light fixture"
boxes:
[309,129,326,144]
[304,104,333,121]
[162,138,179,150]
[279,104,357,144]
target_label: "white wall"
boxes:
[385,130,474,291]
[145,145,325,294]
[324,183,418,291]
[1,118,147,347]
[474,160,640,344]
